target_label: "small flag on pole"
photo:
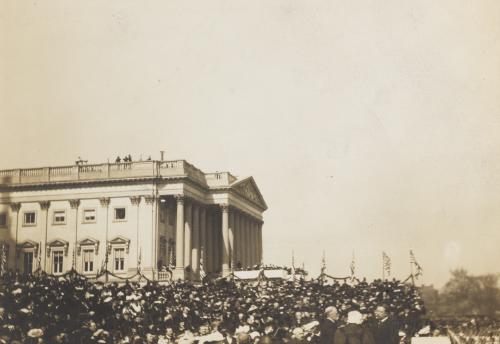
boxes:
[410,250,423,278]
[37,242,42,270]
[199,247,206,280]
[0,243,7,276]
[382,251,391,279]
[321,251,326,275]
[350,251,355,279]
[138,247,142,273]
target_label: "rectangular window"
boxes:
[0,213,7,227]
[114,207,126,221]
[52,251,63,274]
[83,249,94,273]
[83,209,96,223]
[53,210,66,225]
[114,248,125,272]
[23,252,33,274]
[23,212,36,226]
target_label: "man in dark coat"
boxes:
[371,306,399,344]
[319,306,339,344]
[334,311,375,344]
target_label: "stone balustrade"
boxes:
[0,160,222,186]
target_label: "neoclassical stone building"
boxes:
[0,160,267,281]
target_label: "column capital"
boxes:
[39,201,50,211]
[99,197,110,208]
[69,199,80,209]
[144,195,157,205]
[10,202,21,212]
[130,196,142,206]
[220,204,229,213]
[174,194,185,204]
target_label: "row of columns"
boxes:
[173,196,263,280]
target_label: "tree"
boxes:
[438,269,500,317]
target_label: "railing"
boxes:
[206,172,237,187]
[157,271,172,281]
[0,161,232,187]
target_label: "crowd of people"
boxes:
[0,270,428,344]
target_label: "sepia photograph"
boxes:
[1,1,499,343]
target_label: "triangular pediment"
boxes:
[47,239,69,247]
[78,237,99,246]
[18,240,38,249]
[109,236,130,245]
[231,177,267,210]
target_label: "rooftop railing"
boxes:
[0,160,223,187]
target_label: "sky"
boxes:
[1,0,499,288]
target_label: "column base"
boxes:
[222,267,231,277]
[172,267,187,281]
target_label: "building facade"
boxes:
[0,160,267,281]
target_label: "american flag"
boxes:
[37,242,42,270]
[320,251,326,275]
[350,252,355,278]
[382,251,391,278]
[0,243,7,276]
[138,247,142,273]
[199,248,206,280]
[410,250,423,278]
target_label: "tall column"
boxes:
[191,203,200,279]
[69,199,80,271]
[221,205,230,276]
[184,201,192,276]
[233,211,240,270]
[212,210,219,273]
[257,222,263,264]
[199,206,206,274]
[39,201,50,271]
[249,219,255,267]
[10,203,21,270]
[244,216,251,268]
[229,210,234,270]
[173,196,185,280]
[206,208,213,273]
[239,214,246,269]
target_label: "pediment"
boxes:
[77,237,99,255]
[18,240,39,250]
[47,239,69,248]
[46,238,69,256]
[78,237,99,246]
[109,236,130,245]
[231,177,267,210]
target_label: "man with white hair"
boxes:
[319,306,339,344]
[333,311,376,344]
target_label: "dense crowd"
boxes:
[432,318,500,344]
[0,271,426,343]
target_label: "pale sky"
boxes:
[1,0,499,287]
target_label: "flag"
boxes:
[382,251,391,278]
[410,250,423,278]
[320,251,326,275]
[199,247,206,280]
[72,243,77,270]
[138,247,142,273]
[350,251,355,278]
[0,243,7,276]
[37,242,42,270]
